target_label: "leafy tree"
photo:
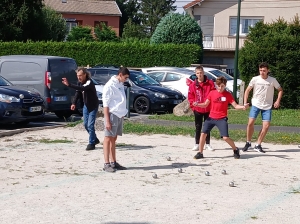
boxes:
[66,26,94,42]
[122,18,147,39]
[36,7,68,41]
[0,0,43,41]
[151,13,203,46]
[239,16,300,109]
[94,23,119,42]
[139,0,176,36]
[116,0,140,36]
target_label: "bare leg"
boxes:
[246,118,256,141]
[257,121,270,145]
[103,136,113,163]
[199,133,207,153]
[223,136,238,150]
[110,136,118,162]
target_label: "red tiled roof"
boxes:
[44,0,121,16]
[183,0,201,10]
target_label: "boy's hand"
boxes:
[274,101,280,108]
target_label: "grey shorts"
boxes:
[104,113,124,137]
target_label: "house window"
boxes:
[229,17,262,36]
[65,18,78,33]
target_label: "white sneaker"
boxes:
[205,144,215,151]
[192,144,199,151]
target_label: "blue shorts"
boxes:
[249,106,272,122]
[202,117,229,137]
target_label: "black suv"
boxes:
[0,76,45,124]
[87,68,185,114]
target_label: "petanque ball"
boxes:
[205,171,210,176]
[178,168,183,173]
[166,156,171,161]
[152,173,158,179]
[222,170,227,175]
[229,182,235,187]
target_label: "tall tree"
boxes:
[139,0,176,36]
[35,7,68,41]
[0,0,43,41]
[116,0,140,37]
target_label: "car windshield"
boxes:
[0,76,12,86]
[209,69,233,80]
[130,71,160,86]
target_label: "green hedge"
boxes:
[0,41,202,67]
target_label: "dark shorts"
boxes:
[202,117,229,137]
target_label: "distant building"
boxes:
[44,0,121,36]
[184,0,300,71]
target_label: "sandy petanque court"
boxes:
[0,125,300,224]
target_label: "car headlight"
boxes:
[154,92,168,99]
[0,94,20,103]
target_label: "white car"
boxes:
[144,67,197,97]
[185,67,242,97]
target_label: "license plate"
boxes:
[29,106,42,112]
[54,96,67,101]
[173,100,182,104]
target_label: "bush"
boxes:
[66,26,94,42]
[239,16,300,109]
[0,41,201,68]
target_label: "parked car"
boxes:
[143,67,216,97]
[0,75,45,124]
[0,55,79,118]
[87,68,185,114]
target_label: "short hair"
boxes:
[259,62,269,69]
[216,76,227,85]
[76,67,91,79]
[195,65,204,72]
[118,67,130,76]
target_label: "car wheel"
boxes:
[55,110,73,119]
[134,96,150,114]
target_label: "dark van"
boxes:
[0,55,78,118]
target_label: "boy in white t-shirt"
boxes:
[242,62,283,153]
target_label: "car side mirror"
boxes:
[124,81,131,87]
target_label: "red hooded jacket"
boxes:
[188,75,215,113]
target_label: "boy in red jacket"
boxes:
[193,76,249,159]
[188,66,215,151]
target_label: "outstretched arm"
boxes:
[231,101,249,110]
[193,99,210,108]
[243,86,253,105]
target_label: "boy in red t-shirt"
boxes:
[193,76,249,159]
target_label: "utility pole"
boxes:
[233,0,241,101]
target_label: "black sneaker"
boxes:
[95,138,100,145]
[254,145,265,153]
[86,144,95,150]
[193,152,204,159]
[233,148,240,159]
[111,162,127,170]
[242,142,251,152]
